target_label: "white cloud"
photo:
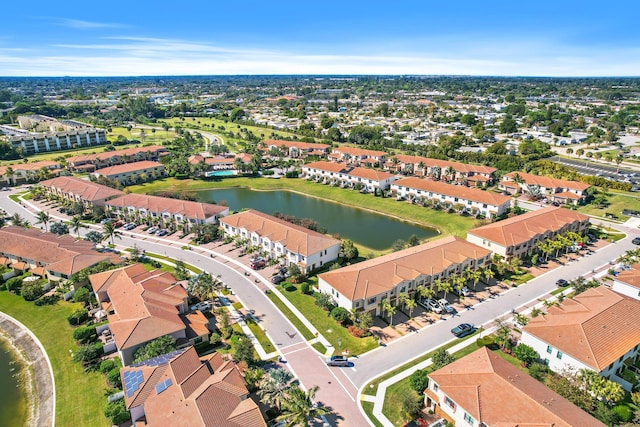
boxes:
[56,18,127,30]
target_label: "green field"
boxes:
[0,292,109,427]
[129,176,478,244]
[108,126,177,145]
[578,190,640,221]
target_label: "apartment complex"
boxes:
[121,347,265,426]
[391,177,511,218]
[466,207,590,258]
[66,145,168,172]
[302,160,397,192]
[500,171,591,205]
[426,347,605,426]
[0,160,62,185]
[329,146,387,166]
[93,160,166,185]
[612,263,640,300]
[90,264,210,365]
[264,139,330,157]
[387,154,497,186]
[105,193,229,230]
[521,286,640,390]
[220,209,340,272]
[39,176,125,207]
[318,236,491,316]
[0,226,122,281]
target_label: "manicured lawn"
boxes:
[0,292,109,427]
[362,401,384,427]
[129,176,478,242]
[278,283,378,355]
[0,142,146,166]
[579,191,640,221]
[265,291,316,341]
[245,318,276,354]
[108,126,177,145]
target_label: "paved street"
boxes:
[2,188,639,426]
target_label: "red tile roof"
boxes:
[265,139,330,151]
[503,171,590,191]
[40,176,124,202]
[67,145,166,165]
[428,347,605,426]
[107,193,227,221]
[393,177,511,206]
[304,161,395,182]
[523,286,640,371]
[393,154,497,175]
[94,160,164,177]
[333,146,387,157]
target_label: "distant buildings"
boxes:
[329,146,387,166]
[318,236,491,316]
[387,154,497,186]
[264,139,330,158]
[521,286,640,391]
[0,115,107,155]
[220,209,341,273]
[66,145,168,173]
[90,264,210,365]
[426,347,605,426]
[466,207,590,258]
[120,347,265,426]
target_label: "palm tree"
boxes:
[276,385,331,426]
[257,367,293,412]
[4,166,14,186]
[416,161,426,176]
[469,268,482,290]
[70,216,83,237]
[444,166,456,182]
[10,213,26,227]
[438,279,453,300]
[36,211,50,232]
[483,267,494,285]
[386,303,397,326]
[405,298,417,319]
[102,222,122,245]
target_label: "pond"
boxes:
[0,337,29,426]
[196,187,438,251]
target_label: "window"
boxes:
[432,382,439,392]
[444,396,456,411]
[547,345,553,354]
[368,297,377,305]
[464,413,475,425]
[557,351,563,360]
[544,358,550,366]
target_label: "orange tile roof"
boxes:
[333,146,387,157]
[220,209,340,257]
[553,191,582,199]
[304,161,396,182]
[428,347,605,426]
[0,160,60,176]
[615,264,640,289]
[393,154,497,175]
[107,193,227,221]
[265,139,330,151]
[0,226,119,275]
[304,161,350,174]
[523,286,640,371]
[394,177,511,206]
[40,176,124,201]
[319,236,491,301]
[67,145,166,165]
[503,171,590,191]
[122,347,265,427]
[94,160,164,177]
[467,207,589,247]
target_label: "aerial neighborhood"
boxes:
[2,75,640,427]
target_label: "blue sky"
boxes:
[1,0,638,77]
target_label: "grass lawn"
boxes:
[278,283,378,355]
[108,126,177,145]
[0,292,109,427]
[265,291,316,341]
[0,142,152,166]
[245,318,276,354]
[129,176,478,243]
[361,401,384,427]
[579,191,640,221]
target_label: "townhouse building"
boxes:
[500,171,591,205]
[66,145,167,172]
[466,206,590,258]
[318,236,491,316]
[612,264,640,300]
[387,154,497,186]
[329,146,387,166]
[93,161,166,185]
[105,193,229,231]
[301,160,397,192]
[90,264,210,365]
[426,347,605,427]
[220,209,340,273]
[264,139,330,158]
[0,160,62,185]
[39,176,125,207]
[391,177,511,219]
[521,286,640,391]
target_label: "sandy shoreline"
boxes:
[0,331,34,425]
[0,312,54,427]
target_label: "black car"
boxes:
[451,323,475,338]
[271,275,285,284]
[556,279,568,287]
[633,237,640,245]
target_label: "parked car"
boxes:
[147,226,158,234]
[155,229,168,236]
[123,223,136,230]
[100,218,113,224]
[251,259,266,270]
[633,237,640,245]
[113,220,124,228]
[190,301,212,312]
[271,274,285,284]
[423,298,443,314]
[556,279,568,287]
[454,286,472,297]
[451,323,475,338]
[326,355,350,367]
[437,299,454,313]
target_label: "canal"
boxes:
[197,187,438,250]
[0,337,29,426]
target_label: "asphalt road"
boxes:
[3,189,639,426]
[550,156,639,181]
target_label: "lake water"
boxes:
[0,337,29,426]
[197,187,438,250]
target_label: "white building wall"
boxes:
[466,233,507,257]
[428,381,476,427]
[520,331,594,374]
[611,281,640,300]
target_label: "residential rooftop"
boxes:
[40,176,124,201]
[106,193,228,221]
[393,177,511,206]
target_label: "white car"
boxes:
[437,299,455,313]
[423,298,444,314]
[147,226,158,234]
[190,301,212,312]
